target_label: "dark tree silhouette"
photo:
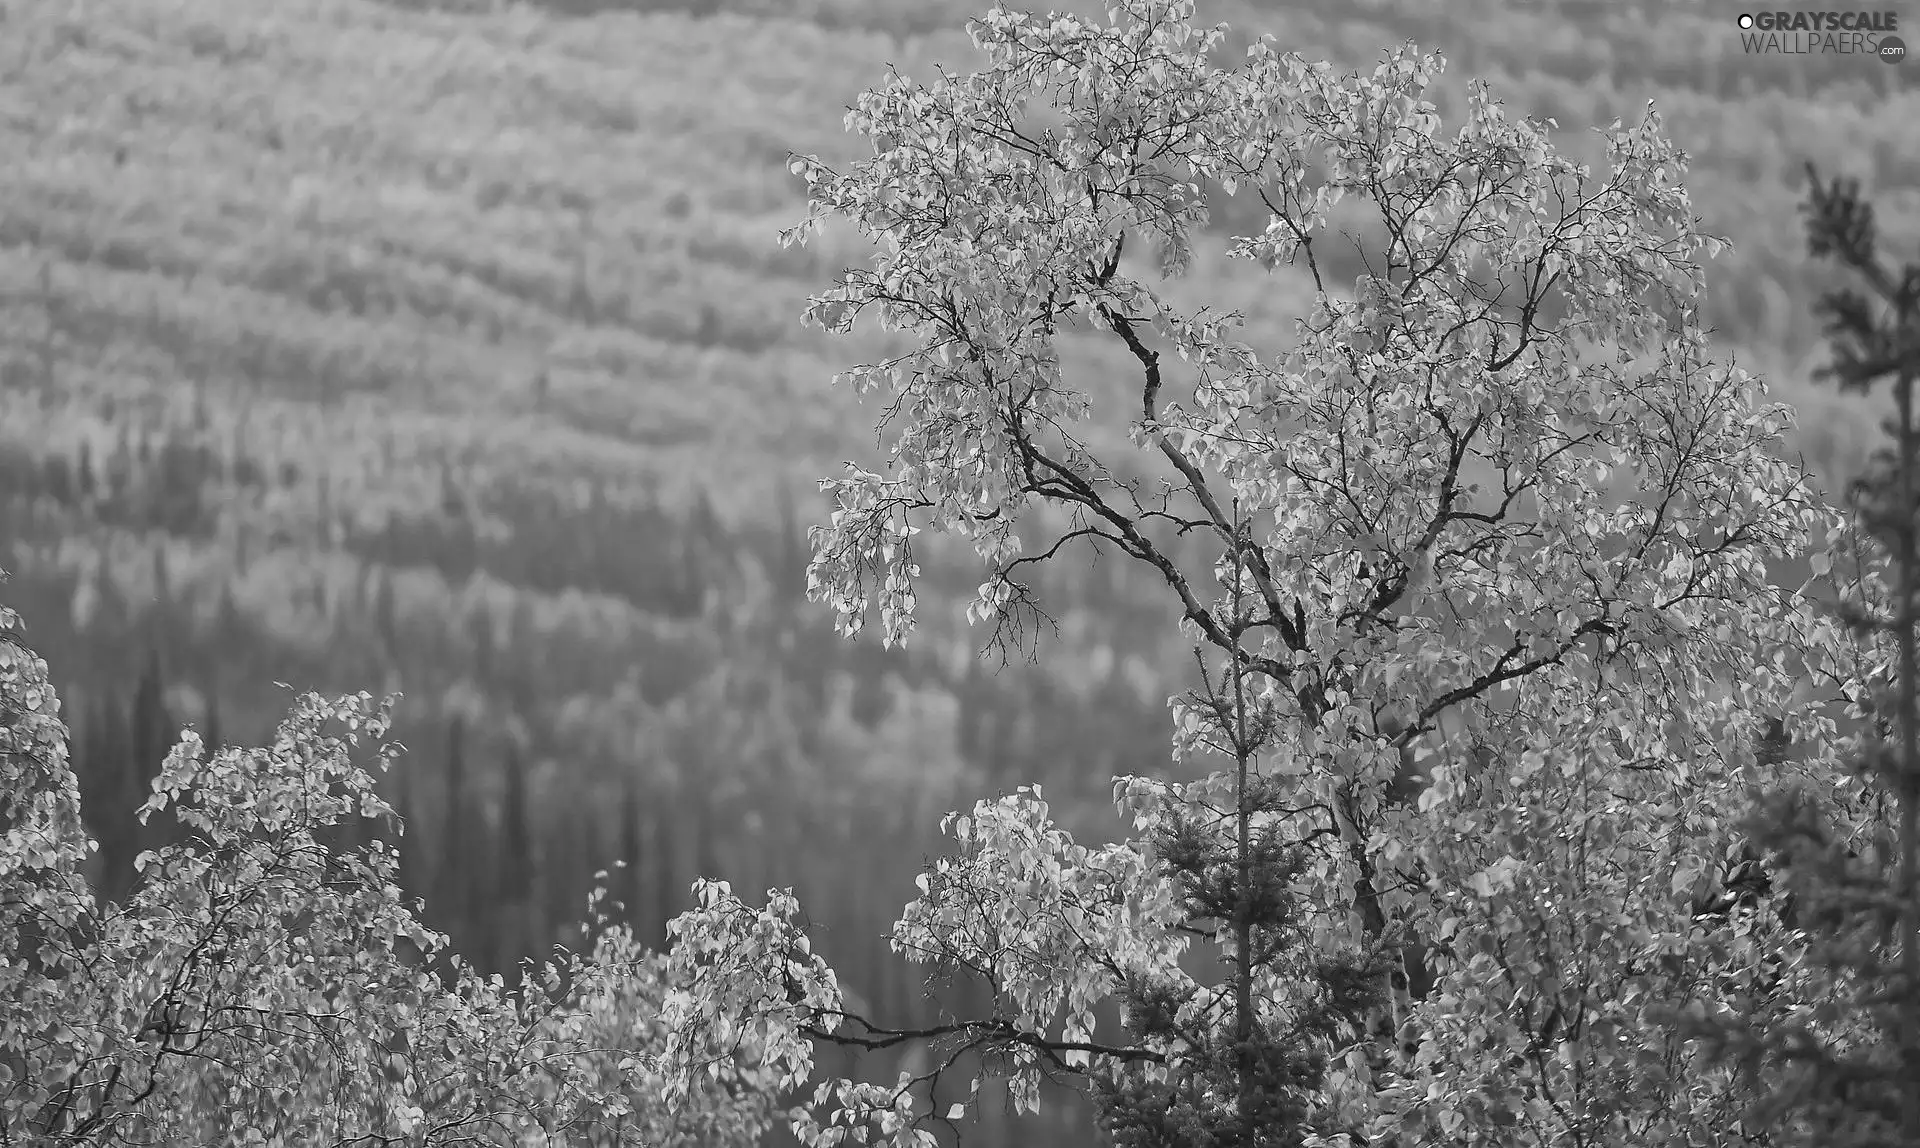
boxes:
[1669,163,1920,1148]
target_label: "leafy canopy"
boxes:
[1,3,1882,1145]
[658,3,1871,1145]
[0,601,778,1147]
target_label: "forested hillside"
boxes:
[1,1,1913,1143]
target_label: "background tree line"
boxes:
[4,0,1917,1143]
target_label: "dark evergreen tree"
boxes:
[150,544,171,616]
[579,811,608,930]
[372,570,397,657]
[472,599,496,684]
[82,559,127,640]
[772,480,809,606]
[69,689,113,893]
[689,774,717,894]
[540,807,579,957]
[41,453,72,506]
[191,377,211,431]
[1667,164,1920,1147]
[616,778,645,930]
[105,429,132,507]
[464,794,499,977]
[213,582,243,649]
[127,646,177,858]
[502,595,539,714]
[88,690,136,903]
[1093,527,1385,1148]
[652,803,679,945]
[499,742,533,902]
[496,741,536,982]
[74,440,96,502]
[128,648,168,769]
[439,716,471,936]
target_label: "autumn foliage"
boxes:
[3,3,1913,1147]
[667,2,1877,1144]
[0,607,776,1146]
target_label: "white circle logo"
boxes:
[1737,13,1754,28]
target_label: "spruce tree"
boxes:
[652,805,679,946]
[389,754,424,908]
[1668,164,1920,1146]
[96,691,138,904]
[439,716,474,958]
[1091,506,1385,1148]
[499,742,533,903]
[127,650,184,872]
[616,777,645,930]
[200,686,223,756]
[496,742,539,981]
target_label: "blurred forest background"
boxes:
[1,0,1914,1143]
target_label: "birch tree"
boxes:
[0,599,777,1147]
[658,3,1861,1145]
